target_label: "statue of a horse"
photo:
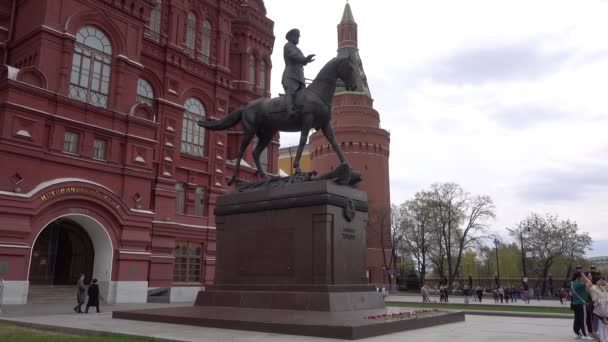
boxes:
[197,56,358,186]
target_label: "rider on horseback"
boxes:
[282,29,315,116]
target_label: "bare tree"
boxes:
[451,194,495,281]
[368,204,399,286]
[400,192,434,285]
[428,183,495,289]
[510,213,591,282]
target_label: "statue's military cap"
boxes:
[285,28,300,40]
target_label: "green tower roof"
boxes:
[341,2,356,24]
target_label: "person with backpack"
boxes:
[580,273,608,341]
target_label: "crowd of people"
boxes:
[419,268,608,341]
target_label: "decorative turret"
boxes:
[336,2,371,98]
[309,1,391,286]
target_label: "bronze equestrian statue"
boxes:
[197,56,358,186]
[282,28,315,116]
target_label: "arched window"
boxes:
[200,20,211,64]
[185,12,196,57]
[136,78,154,108]
[249,55,256,90]
[259,60,266,96]
[149,0,162,41]
[181,97,206,157]
[69,26,112,108]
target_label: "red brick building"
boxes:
[309,3,392,286]
[0,0,276,304]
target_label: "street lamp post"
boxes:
[494,238,500,287]
[506,227,529,278]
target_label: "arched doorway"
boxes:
[28,214,114,303]
[29,218,94,285]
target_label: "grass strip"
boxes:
[0,321,162,342]
[385,301,572,314]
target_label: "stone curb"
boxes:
[0,318,183,342]
[462,310,573,319]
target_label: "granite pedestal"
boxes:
[114,180,464,339]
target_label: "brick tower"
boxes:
[309,2,391,286]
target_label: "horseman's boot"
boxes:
[286,93,296,115]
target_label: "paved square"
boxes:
[0,303,579,341]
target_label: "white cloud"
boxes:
[264,0,608,255]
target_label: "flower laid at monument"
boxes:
[364,308,442,320]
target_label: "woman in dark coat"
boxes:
[85,278,100,313]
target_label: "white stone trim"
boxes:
[118,250,151,255]
[0,244,31,249]
[0,280,29,304]
[151,255,175,259]
[110,281,148,303]
[130,208,155,214]
[116,54,144,69]
[157,98,186,110]
[152,221,216,230]
[0,177,118,198]
[5,103,157,143]
[169,286,202,303]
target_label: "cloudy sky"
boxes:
[263,0,608,256]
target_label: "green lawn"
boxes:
[385,301,573,314]
[0,322,160,342]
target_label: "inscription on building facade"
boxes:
[40,187,121,209]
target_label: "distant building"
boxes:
[278,145,312,176]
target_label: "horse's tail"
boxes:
[197,108,242,130]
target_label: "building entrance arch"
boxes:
[28,214,114,303]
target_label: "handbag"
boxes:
[571,284,589,311]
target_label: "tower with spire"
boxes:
[309,2,392,286]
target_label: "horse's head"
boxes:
[336,57,358,91]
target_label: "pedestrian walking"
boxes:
[73,273,86,313]
[85,278,101,313]
[476,287,483,303]
[421,283,431,303]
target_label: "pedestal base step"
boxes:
[113,305,465,340]
[195,289,385,311]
